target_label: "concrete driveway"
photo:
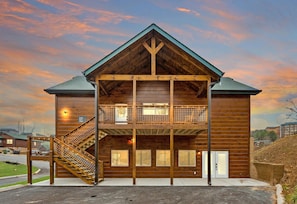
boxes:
[0,185,275,204]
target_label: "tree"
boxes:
[286,100,297,121]
[268,131,277,142]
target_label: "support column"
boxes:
[170,79,174,185]
[94,80,99,185]
[132,78,137,185]
[50,136,54,184]
[27,136,32,184]
[207,80,212,186]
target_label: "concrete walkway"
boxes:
[33,178,269,187]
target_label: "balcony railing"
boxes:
[99,105,207,125]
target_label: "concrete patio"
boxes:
[33,178,269,187]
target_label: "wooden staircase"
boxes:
[54,117,107,184]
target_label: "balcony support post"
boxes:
[94,80,99,185]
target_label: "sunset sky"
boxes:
[0,0,296,135]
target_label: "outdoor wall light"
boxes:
[127,138,134,145]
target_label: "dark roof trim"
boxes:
[83,23,224,78]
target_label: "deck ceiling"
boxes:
[88,30,219,97]
[101,128,206,136]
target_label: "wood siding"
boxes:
[211,95,251,178]
[55,94,94,177]
[55,83,251,178]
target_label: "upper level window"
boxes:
[143,103,168,115]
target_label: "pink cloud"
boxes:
[176,7,200,17]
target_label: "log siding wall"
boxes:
[55,82,251,178]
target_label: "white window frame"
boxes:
[111,150,129,167]
[178,150,196,167]
[143,103,168,115]
[136,150,151,167]
[156,150,170,166]
[6,139,13,145]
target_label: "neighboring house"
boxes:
[280,122,297,137]
[0,132,28,148]
[44,24,261,184]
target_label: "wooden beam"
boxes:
[132,128,136,185]
[132,78,137,185]
[97,74,210,81]
[170,79,174,185]
[27,136,32,184]
[143,37,164,75]
[99,82,109,96]
[50,136,54,184]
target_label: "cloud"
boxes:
[176,7,200,17]
[0,0,134,39]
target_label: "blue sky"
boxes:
[0,0,296,135]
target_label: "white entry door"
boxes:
[115,104,128,124]
[202,151,229,178]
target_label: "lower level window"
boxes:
[111,150,129,167]
[136,150,151,166]
[156,150,170,166]
[6,139,13,145]
[178,150,196,167]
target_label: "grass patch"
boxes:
[0,161,38,177]
[0,176,50,188]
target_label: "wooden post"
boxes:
[170,79,174,185]
[94,80,100,185]
[50,136,54,184]
[27,136,32,184]
[132,78,137,185]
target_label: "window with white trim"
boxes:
[143,103,168,115]
[111,150,129,167]
[136,150,151,166]
[6,139,13,145]
[178,150,196,167]
[156,150,170,166]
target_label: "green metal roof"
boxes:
[1,132,28,140]
[83,23,224,77]
[212,77,261,95]
[44,76,94,94]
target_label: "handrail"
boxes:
[54,137,95,173]
[64,116,95,138]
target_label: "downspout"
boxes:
[207,80,220,186]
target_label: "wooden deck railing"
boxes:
[99,105,207,124]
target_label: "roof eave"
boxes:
[212,90,262,95]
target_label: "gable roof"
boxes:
[212,77,261,95]
[0,132,28,140]
[83,23,224,79]
[44,76,94,94]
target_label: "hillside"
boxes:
[254,135,297,197]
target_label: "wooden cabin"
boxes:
[44,24,261,185]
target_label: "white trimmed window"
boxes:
[111,150,129,167]
[156,150,170,166]
[178,150,196,167]
[143,103,168,115]
[136,150,151,166]
[6,139,13,145]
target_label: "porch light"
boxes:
[127,138,134,145]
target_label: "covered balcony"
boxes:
[98,104,208,135]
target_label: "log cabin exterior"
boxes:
[44,24,261,185]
